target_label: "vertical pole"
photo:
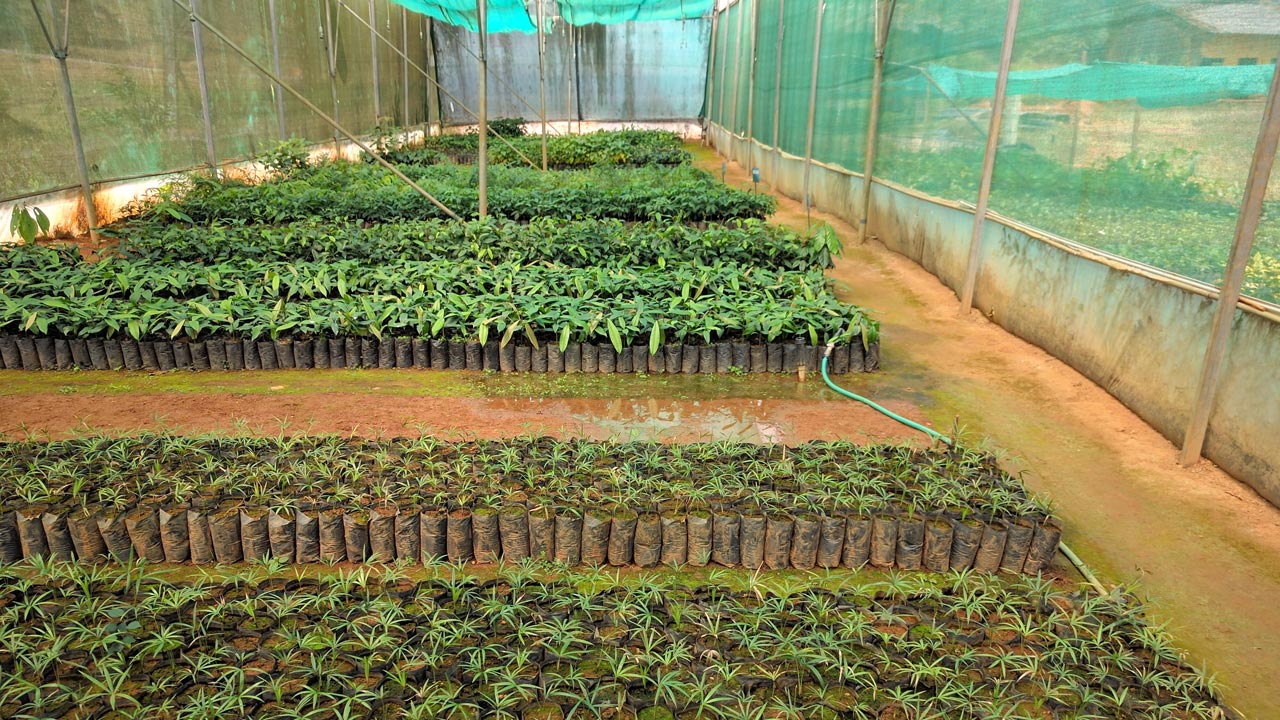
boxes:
[958,0,1021,313]
[268,0,287,140]
[54,56,99,243]
[477,0,489,217]
[703,10,718,146]
[402,6,410,128]
[857,0,894,244]
[770,0,784,189]
[566,23,574,134]
[801,0,824,216]
[424,17,442,134]
[190,0,218,171]
[744,0,760,170]
[730,0,745,141]
[323,0,342,155]
[538,0,548,170]
[717,8,729,128]
[369,0,381,126]
[1179,60,1280,467]
[1068,50,1086,167]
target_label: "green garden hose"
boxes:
[819,345,1109,595]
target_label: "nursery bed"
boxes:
[0,561,1235,720]
[0,436,1054,574]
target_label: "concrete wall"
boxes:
[708,123,1280,506]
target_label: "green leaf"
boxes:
[33,207,50,235]
[558,325,570,352]
[606,318,623,354]
[649,321,662,356]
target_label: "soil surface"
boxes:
[3,145,1278,717]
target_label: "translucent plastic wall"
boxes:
[710,0,1280,306]
[1,0,435,201]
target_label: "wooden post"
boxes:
[425,17,442,134]
[1179,60,1280,466]
[856,0,896,244]
[801,1,824,216]
[190,0,218,171]
[958,0,1021,313]
[538,0,548,170]
[401,6,410,128]
[368,0,381,126]
[477,0,489,217]
[268,0,287,140]
[566,24,574,133]
[770,0,784,188]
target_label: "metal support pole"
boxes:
[323,0,342,155]
[537,0,548,170]
[703,10,718,146]
[1179,61,1280,467]
[369,0,381,125]
[477,0,489,217]
[717,10,729,128]
[770,0,784,189]
[729,0,745,141]
[171,0,461,219]
[29,0,99,243]
[268,0,287,140]
[801,1,824,216]
[401,6,410,128]
[425,17,442,134]
[958,0,1021,313]
[856,0,896,244]
[189,0,218,171]
[566,23,573,133]
[744,0,760,171]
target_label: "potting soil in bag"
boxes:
[274,339,295,369]
[790,514,821,570]
[922,518,954,572]
[394,512,421,563]
[764,515,793,570]
[446,509,474,563]
[369,508,397,562]
[498,505,531,561]
[659,512,687,565]
[268,510,296,563]
[949,518,984,571]
[482,341,499,371]
[313,337,330,368]
[581,510,611,565]
[159,508,191,563]
[870,515,898,568]
[580,343,599,373]
[66,512,107,561]
[531,344,548,372]
[816,515,845,569]
[243,339,262,369]
[209,508,244,563]
[715,342,732,373]
[767,343,784,372]
[515,345,532,372]
[430,339,448,370]
[97,512,134,562]
[413,338,430,369]
[318,509,346,563]
[41,511,75,561]
[528,507,556,561]
[681,344,699,373]
[203,339,223,369]
[634,513,662,567]
[843,516,872,568]
[973,522,1009,574]
[564,342,582,373]
[686,511,713,566]
[896,516,925,570]
[699,346,716,375]
[343,513,371,562]
[0,511,23,562]
[740,514,766,569]
[664,344,682,373]
[187,510,215,564]
[711,511,741,567]
[294,509,320,563]
[1023,520,1062,574]
[554,511,583,565]
[1000,519,1036,574]
[472,508,501,563]
[607,510,638,566]
[328,337,345,368]
[545,344,564,372]
[361,338,378,368]
[15,508,49,559]
[126,507,166,562]
[344,337,360,368]
[749,344,766,373]
[295,338,314,368]
[396,337,414,368]
[465,342,482,370]
[241,509,271,562]
[597,346,615,373]
[421,510,448,561]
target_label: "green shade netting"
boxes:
[389,0,536,32]
[890,62,1276,108]
[557,0,715,24]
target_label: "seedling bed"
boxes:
[2,436,1054,573]
[0,562,1235,719]
[382,128,692,169]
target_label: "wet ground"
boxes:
[2,145,1278,717]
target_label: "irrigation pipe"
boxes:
[820,345,1109,596]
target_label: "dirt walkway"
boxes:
[689,146,1280,717]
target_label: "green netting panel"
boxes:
[390,0,536,33]
[708,10,726,126]
[980,0,1277,305]
[0,11,79,199]
[275,0,336,143]
[728,0,752,135]
[718,2,740,129]
[558,0,715,24]
[810,1,874,171]
[198,0,280,163]
[433,19,572,124]
[749,0,778,146]
[774,0,817,157]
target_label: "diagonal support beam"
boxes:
[168,0,461,220]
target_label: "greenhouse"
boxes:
[1,0,1278,718]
